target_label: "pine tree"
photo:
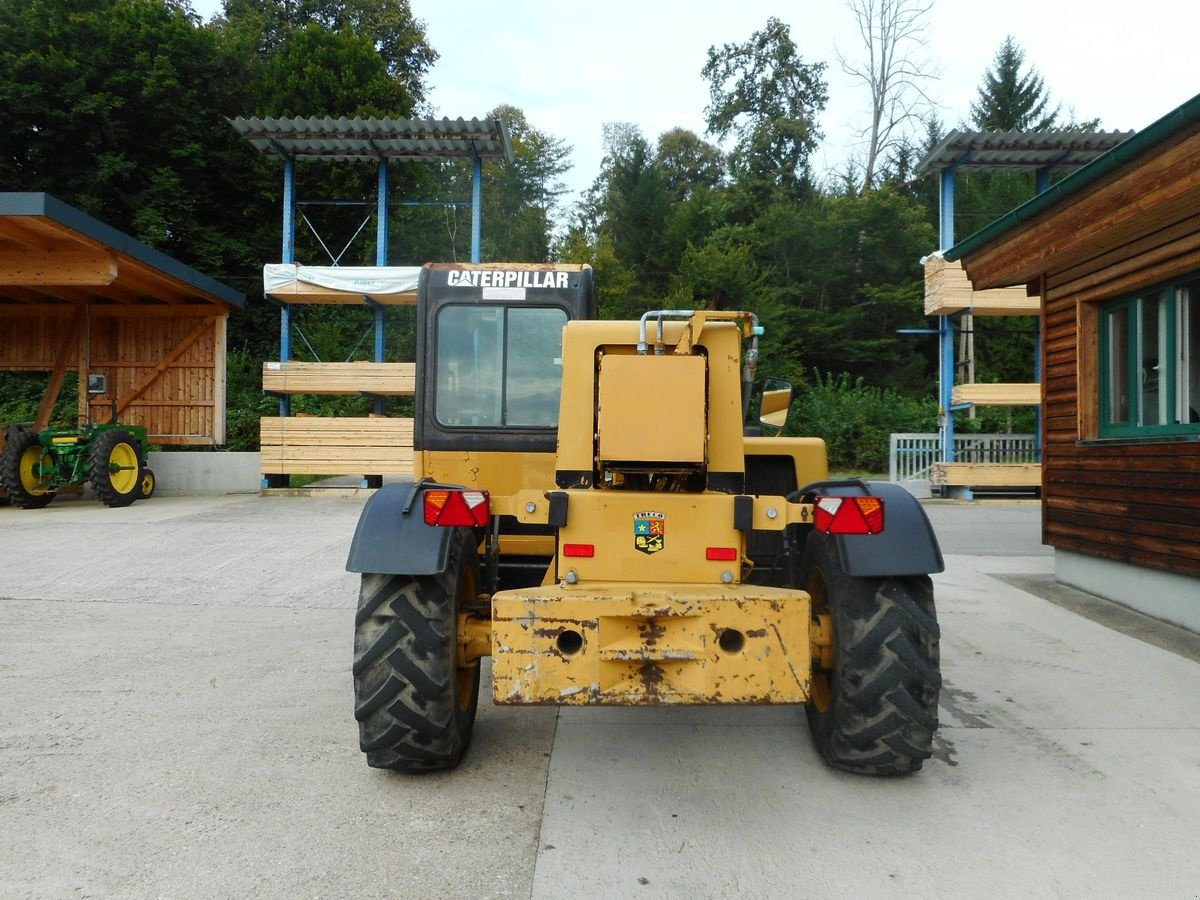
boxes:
[969,36,1059,131]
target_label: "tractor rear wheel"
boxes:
[353,528,482,772]
[90,429,144,508]
[804,532,940,775]
[1,429,57,509]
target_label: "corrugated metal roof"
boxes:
[228,116,514,163]
[915,129,1135,176]
[944,93,1200,264]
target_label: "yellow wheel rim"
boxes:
[107,442,140,494]
[19,446,53,495]
[809,568,833,713]
[456,562,479,712]
[140,471,155,496]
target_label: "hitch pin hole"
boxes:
[556,630,584,655]
[718,628,745,654]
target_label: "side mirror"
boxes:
[758,377,793,432]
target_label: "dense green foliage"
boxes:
[0,6,1079,469]
[792,373,936,473]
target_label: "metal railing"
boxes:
[889,433,1038,483]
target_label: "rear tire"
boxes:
[353,528,482,772]
[1,429,56,509]
[804,532,940,775]
[90,429,143,507]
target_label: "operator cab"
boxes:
[414,264,596,454]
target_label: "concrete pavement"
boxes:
[2,495,1198,899]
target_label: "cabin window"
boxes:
[434,305,567,429]
[1100,279,1200,436]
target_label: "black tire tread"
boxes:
[0,429,56,509]
[89,429,143,508]
[352,530,481,772]
[805,534,941,776]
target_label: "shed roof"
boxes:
[0,193,245,308]
[915,129,1134,176]
[228,116,514,164]
[945,94,1200,266]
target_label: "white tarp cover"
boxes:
[263,264,421,296]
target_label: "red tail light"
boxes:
[706,547,739,561]
[562,543,594,557]
[423,489,490,527]
[813,496,884,535]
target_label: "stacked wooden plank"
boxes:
[951,383,1042,407]
[931,462,1041,487]
[262,279,416,305]
[262,361,415,396]
[259,416,414,475]
[924,255,1040,316]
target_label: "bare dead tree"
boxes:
[840,0,937,192]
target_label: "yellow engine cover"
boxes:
[491,582,812,705]
[596,353,707,466]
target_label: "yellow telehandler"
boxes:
[347,263,943,776]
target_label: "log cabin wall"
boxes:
[1030,125,1200,580]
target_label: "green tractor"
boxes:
[1,422,156,509]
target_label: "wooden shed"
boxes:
[947,95,1200,630]
[0,193,244,447]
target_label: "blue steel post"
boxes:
[939,167,957,465]
[939,168,955,252]
[374,160,388,407]
[471,153,482,263]
[1036,167,1051,194]
[280,155,296,416]
[941,317,956,463]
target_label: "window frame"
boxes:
[432,302,569,432]
[1098,278,1199,438]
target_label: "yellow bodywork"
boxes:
[429,311,829,707]
[557,320,747,483]
[491,582,811,704]
[486,488,821,704]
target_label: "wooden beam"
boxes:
[107,318,215,422]
[32,306,85,431]
[213,314,227,445]
[0,302,223,318]
[0,250,118,285]
[0,217,57,252]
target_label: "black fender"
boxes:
[797,480,944,577]
[346,480,459,575]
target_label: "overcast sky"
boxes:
[192,0,1199,206]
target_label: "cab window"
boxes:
[435,305,567,428]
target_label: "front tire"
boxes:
[353,528,482,772]
[90,429,143,507]
[1,429,56,509]
[136,467,156,500]
[804,532,940,775]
